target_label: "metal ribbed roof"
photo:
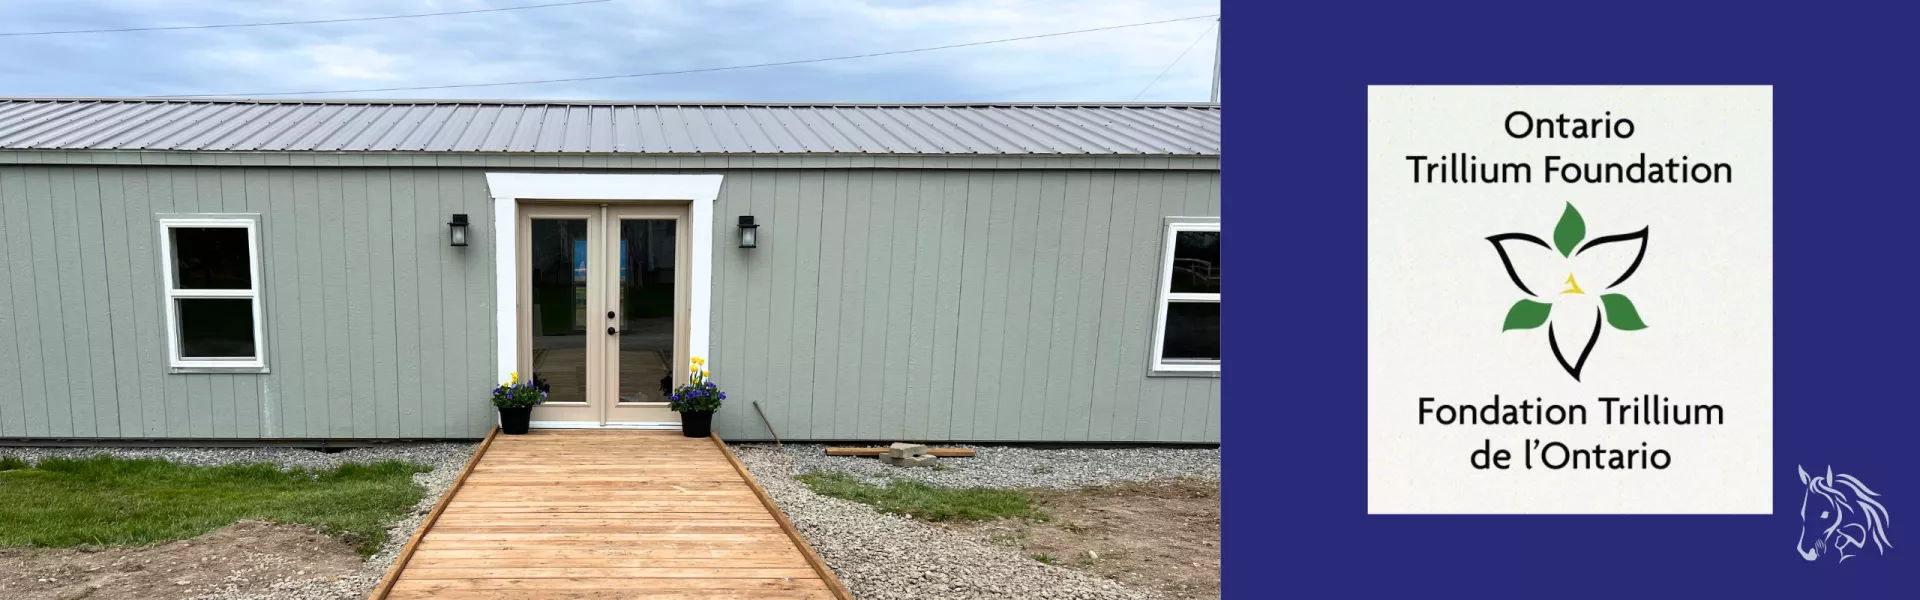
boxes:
[0,99,1219,155]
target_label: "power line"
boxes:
[1132,21,1215,101]
[161,13,1221,98]
[0,0,612,37]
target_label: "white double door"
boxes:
[517,203,690,427]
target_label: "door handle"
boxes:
[607,327,618,335]
[607,311,616,319]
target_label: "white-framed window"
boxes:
[157,215,268,372]
[1150,217,1220,375]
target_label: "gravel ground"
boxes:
[0,442,476,600]
[735,443,1219,600]
[772,443,1219,489]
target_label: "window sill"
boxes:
[1148,367,1221,378]
[169,365,270,375]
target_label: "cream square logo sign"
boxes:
[1366,86,1773,514]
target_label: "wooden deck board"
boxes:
[373,430,850,600]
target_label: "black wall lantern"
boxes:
[737,215,759,248]
[448,214,470,247]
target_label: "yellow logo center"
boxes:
[1561,273,1585,295]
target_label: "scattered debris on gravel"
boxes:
[739,443,1216,600]
[942,479,1221,600]
[0,443,474,600]
[782,443,1219,489]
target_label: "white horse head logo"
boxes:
[1797,465,1892,562]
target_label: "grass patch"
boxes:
[797,471,1045,522]
[1032,553,1058,565]
[0,455,429,555]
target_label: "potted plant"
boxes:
[491,372,546,435]
[667,357,725,437]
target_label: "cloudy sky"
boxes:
[1,0,1220,102]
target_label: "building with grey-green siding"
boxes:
[0,99,1220,443]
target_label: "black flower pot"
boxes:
[498,406,532,435]
[680,410,714,438]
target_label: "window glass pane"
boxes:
[177,298,256,358]
[529,218,588,404]
[1168,230,1219,293]
[619,219,677,403]
[1161,301,1220,361]
[172,227,252,289]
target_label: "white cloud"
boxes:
[301,44,400,80]
[0,0,1222,101]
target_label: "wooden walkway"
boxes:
[372,429,851,599]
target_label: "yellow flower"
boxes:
[509,371,519,384]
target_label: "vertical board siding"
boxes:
[128,169,166,436]
[1040,171,1088,441]
[903,169,944,440]
[77,168,120,436]
[1123,173,1170,442]
[832,173,870,440]
[319,170,351,437]
[765,170,800,440]
[788,171,825,441]
[1061,171,1109,441]
[996,171,1041,441]
[29,167,75,437]
[0,164,1215,442]
[857,172,896,440]
[807,172,847,439]
[0,168,25,437]
[1087,171,1139,441]
[971,171,1016,439]
[295,169,328,437]
[342,170,374,438]
[742,170,777,439]
[925,173,969,440]
[389,170,423,437]
[880,170,918,441]
[366,171,399,439]
[0,165,494,439]
[99,168,137,437]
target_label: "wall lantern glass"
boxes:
[737,215,759,248]
[448,214,470,246]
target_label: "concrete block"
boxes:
[902,454,938,468]
[877,455,902,466]
[888,442,928,459]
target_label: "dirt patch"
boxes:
[0,520,365,600]
[941,479,1220,600]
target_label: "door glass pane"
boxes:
[618,219,676,403]
[530,219,588,403]
[177,298,255,358]
[1161,301,1220,361]
[172,227,251,289]
[1168,230,1220,294]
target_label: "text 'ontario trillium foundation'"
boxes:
[1489,203,1649,380]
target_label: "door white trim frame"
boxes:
[485,173,723,422]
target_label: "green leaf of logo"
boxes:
[1600,293,1648,330]
[1553,202,1585,257]
[1502,299,1552,331]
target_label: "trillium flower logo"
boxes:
[1488,203,1649,380]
